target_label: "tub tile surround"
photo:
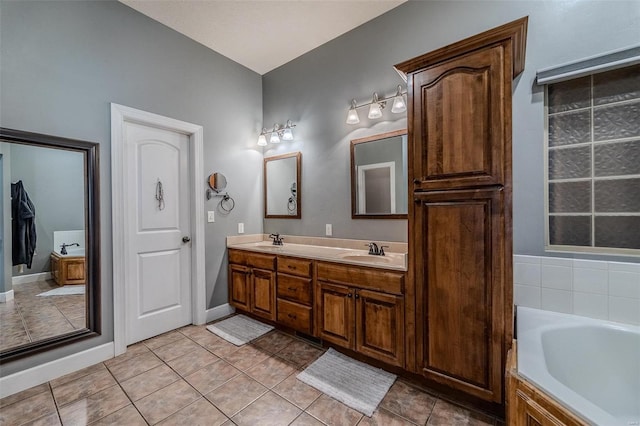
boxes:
[514,255,640,325]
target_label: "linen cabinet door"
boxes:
[410,44,508,191]
[317,282,354,349]
[229,263,251,311]
[355,289,404,367]
[251,268,276,321]
[414,188,506,403]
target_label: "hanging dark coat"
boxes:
[11,180,37,268]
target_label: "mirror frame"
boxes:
[264,152,302,219]
[350,129,408,219]
[0,127,101,364]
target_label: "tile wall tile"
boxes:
[514,255,640,325]
[573,292,608,319]
[541,288,573,313]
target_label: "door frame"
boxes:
[111,103,205,356]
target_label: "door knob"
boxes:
[182,236,191,243]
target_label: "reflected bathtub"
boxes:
[517,307,640,426]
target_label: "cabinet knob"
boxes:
[413,178,420,184]
[347,293,352,298]
[354,293,360,299]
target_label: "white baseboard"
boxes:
[0,342,114,398]
[205,303,235,323]
[0,289,14,303]
[12,272,52,285]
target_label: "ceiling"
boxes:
[119,0,406,75]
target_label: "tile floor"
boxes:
[0,280,86,352]
[0,320,503,425]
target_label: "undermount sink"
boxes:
[339,254,393,263]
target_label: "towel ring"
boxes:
[287,197,297,213]
[220,194,235,213]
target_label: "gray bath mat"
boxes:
[297,348,396,416]
[206,315,274,346]
[37,286,85,297]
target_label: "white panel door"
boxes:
[124,122,191,344]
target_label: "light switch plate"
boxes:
[325,224,332,236]
[207,211,215,223]
[238,223,245,234]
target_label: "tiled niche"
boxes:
[514,255,640,325]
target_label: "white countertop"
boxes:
[227,238,407,271]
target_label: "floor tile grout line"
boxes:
[102,360,152,425]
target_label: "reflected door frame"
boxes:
[357,161,396,214]
[111,104,206,356]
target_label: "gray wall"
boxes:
[10,144,85,276]
[0,0,262,376]
[263,0,640,258]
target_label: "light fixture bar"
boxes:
[257,120,296,146]
[349,87,408,111]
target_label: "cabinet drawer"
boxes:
[277,256,312,277]
[277,299,312,334]
[229,249,276,270]
[277,274,312,305]
[316,262,404,295]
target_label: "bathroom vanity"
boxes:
[227,237,407,368]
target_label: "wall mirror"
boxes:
[0,128,101,363]
[351,129,408,219]
[264,152,301,219]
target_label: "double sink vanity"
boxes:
[227,235,408,367]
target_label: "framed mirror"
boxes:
[0,128,101,363]
[264,152,301,219]
[351,129,408,219]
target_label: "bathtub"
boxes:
[53,247,85,258]
[517,307,640,425]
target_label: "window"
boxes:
[545,64,640,254]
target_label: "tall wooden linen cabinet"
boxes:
[395,18,528,405]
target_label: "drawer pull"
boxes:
[287,287,296,291]
[287,313,297,319]
[287,265,296,270]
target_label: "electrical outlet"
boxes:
[325,224,332,236]
[207,211,215,223]
[238,223,245,234]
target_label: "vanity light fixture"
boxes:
[346,84,407,124]
[257,120,296,146]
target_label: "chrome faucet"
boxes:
[269,233,284,246]
[366,242,389,256]
[60,242,79,255]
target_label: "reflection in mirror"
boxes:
[208,172,227,193]
[0,128,100,363]
[351,130,408,219]
[264,152,301,219]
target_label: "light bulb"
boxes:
[346,100,360,124]
[368,102,383,119]
[391,85,406,114]
[257,128,268,146]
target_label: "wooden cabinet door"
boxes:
[414,187,506,402]
[355,289,404,367]
[516,391,565,426]
[317,281,354,349]
[229,264,251,311]
[251,268,276,321]
[410,44,508,191]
